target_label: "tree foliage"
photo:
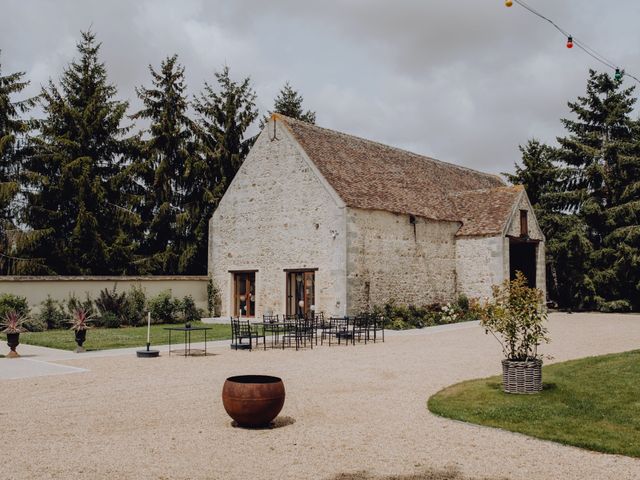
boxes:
[508,70,640,311]
[0,53,44,274]
[22,31,137,275]
[261,81,315,127]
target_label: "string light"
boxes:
[506,0,639,84]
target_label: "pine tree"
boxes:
[131,54,197,274]
[23,31,137,274]
[505,139,594,309]
[555,69,640,311]
[188,66,258,274]
[0,55,45,274]
[260,81,315,127]
[193,66,257,193]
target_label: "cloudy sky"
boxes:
[2,0,639,175]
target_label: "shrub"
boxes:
[95,284,128,324]
[66,293,94,317]
[100,312,121,329]
[124,285,147,327]
[38,296,66,329]
[480,271,549,361]
[23,316,47,332]
[180,295,201,323]
[207,278,222,317]
[148,290,180,324]
[0,293,29,319]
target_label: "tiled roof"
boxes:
[448,185,524,236]
[276,114,520,236]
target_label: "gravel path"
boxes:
[2,313,639,480]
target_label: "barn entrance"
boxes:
[509,238,537,288]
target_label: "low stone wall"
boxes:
[0,276,208,312]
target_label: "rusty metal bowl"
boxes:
[222,375,285,427]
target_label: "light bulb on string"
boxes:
[566,36,573,49]
[505,0,513,7]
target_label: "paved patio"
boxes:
[1,313,639,479]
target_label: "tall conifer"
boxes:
[0,55,45,274]
[131,55,197,274]
[556,70,640,310]
[23,31,136,274]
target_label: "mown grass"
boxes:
[428,350,640,457]
[1,321,231,351]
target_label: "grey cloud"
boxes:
[2,0,638,175]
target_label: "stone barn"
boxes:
[208,114,545,319]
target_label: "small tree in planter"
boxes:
[69,308,94,353]
[481,271,549,394]
[1,311,28,358]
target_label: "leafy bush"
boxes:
[23,316,47,332]
[180,295,201,323]
[0,293,29,318]
[480,271,549,361]
[66,293,94,317]
[372,295,484,330]
[124,285,147,327]
[100,312,121,329]
[38,296,66,329]
[95,284,128,324]
[207,278,221,317]
[148,290,180,324]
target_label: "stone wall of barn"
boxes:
[455,192,546,301]
[454,235,505,300]
[345,208,459,313]
[208,120,348,318]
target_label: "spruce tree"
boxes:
[131,54,197,274]
[260,81,315,127]
[505,139,594,309]
[187,66,258,274]
[0,55,45,274]
[555,69,640,310]
[23,31,137,274]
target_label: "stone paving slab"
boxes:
[0,357,89,380]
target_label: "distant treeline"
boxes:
[0,30,315,276]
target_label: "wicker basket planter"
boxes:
[501,358,542,394]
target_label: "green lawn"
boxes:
[2,321,231,351]
[428,350,640,458]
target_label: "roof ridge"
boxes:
[275,113,505,184]
[447,184,523,197]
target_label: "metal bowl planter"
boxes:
[222,375,285,427]
[502,358,542,394]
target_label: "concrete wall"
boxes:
[455,235,504,300]
[0,276,208,312]
[346,208,459,313]
[208,119,347,318]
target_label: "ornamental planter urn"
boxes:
[222,375,285,427]
[75,329,87,353]
[6,332,20,358]
[501,358,542,394]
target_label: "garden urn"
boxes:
[222,375,285,427]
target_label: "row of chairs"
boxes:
[230,313,385,351]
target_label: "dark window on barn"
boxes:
[520,210,528,237]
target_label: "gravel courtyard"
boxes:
[2,313,640,480]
